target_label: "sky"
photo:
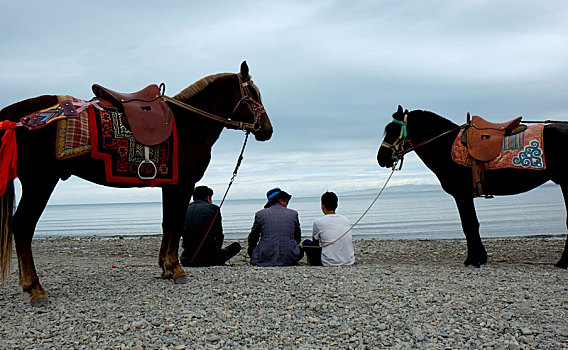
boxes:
[1,1,567,204]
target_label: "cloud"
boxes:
[3,1,568,204]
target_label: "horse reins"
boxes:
[187,131,250,265]
[304,118,468,250]
[160,74,264,132]
[386,116,568,164]
[302,162,398,250]
[164,74,262,265]
[381,113,467,165]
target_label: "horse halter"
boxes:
[381,114,412,166]
[231,74,265,132]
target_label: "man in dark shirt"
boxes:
[180,186,241,266]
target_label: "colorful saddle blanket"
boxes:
[17,94,91,159]
[46,96,178,185]
[21,95,78,130]
[56,96,92,159]
[88,106,178,185]
[451,124,545,170]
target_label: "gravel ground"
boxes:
[1,236,568,349]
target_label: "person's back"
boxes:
[181,199,221,266]
[313,213,354,266]
[308,191,355,266]
[248,188,302,266]
[180,186,241,267]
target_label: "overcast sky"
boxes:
[1,1,567,204]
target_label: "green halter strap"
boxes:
[392,114,408,139]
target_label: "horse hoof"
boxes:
[31,296,49,308]
[464,259,482,268]
[174,276,189,285]
[554,261,568,269]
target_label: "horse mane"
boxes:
[411,109,458,129]
[174,73,235,101]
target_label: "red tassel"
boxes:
[0,121,18,196]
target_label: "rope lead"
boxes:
[188,131,250,265]
[302,162,398,249]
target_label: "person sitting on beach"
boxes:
[303,191,355,266]
[180,186,241,267]
[247,187,303,266]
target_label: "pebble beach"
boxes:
[1,236,568,349]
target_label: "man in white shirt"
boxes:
[304,192,355,266]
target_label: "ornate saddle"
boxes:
[92,84,173,146]
[462,113,526,197]
[464,114,525,162]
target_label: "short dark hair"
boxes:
[321,191,338,211]
[193,186,213,201]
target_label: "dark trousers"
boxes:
[302,239,322,266]
[181,242,242,267]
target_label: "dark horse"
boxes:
[0,61,272,305]
[377,105,568,268]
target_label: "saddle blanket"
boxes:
[21,95,78,130]
[89,106,178,185]
[56,96,91,159]
[451,124,546,170]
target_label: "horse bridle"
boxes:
[160,73,265,132]
[381,114,412,166]
[232,74,265,132]
[381,113,467,168]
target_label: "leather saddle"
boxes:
[464,114,525,162]
[462,113,526,197]
[92,84,173,146]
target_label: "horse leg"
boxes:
[454,195,487,267]
[159,185,192,283]
[554,183,568,268]
[13,177,58,306]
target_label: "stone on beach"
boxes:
[0,236,567,348]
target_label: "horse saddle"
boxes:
[92,84,173,146]
[463,114,525,162]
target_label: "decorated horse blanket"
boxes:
[88,106,178,185]
[451,124,545,170]
[15,95,178,185]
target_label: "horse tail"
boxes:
[0,180,14,285]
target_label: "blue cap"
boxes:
[264,187,291,208]
[266,188,281,200]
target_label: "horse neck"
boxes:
[407,110,459,162]
[173,78,236,147]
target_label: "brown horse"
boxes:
[0,61,272,306]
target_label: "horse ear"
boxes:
[404,109,409,115]
[240,61,250,81]
[397,105,403,114]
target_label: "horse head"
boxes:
[377,105,411,168]
[172,61,273,142]
[231,61,273,141]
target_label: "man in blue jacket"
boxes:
[247,187,303,266]
[180,186,241,267]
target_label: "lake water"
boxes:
[33,184,567,241]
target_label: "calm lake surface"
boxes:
[34,184,567,240]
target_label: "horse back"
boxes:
[0,95,59,122]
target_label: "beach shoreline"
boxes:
[1,236,567,349]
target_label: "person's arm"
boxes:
[181,205,195,250]
[294,213,301,244]
[214,210,223,250]
[312,221,321,246]
[248,214,261,257]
